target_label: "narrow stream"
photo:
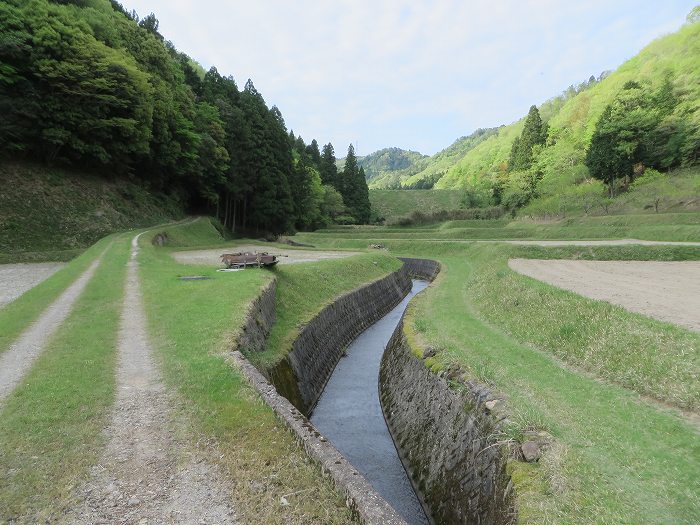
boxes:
[310,279,429,525]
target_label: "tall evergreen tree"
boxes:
[340,144,371,223]
[319,143,338,186]
[306,139,321,167]
[508,105,547,171]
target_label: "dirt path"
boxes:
[0,256,103,404]
[0,262,66,308]
[66,233,238,525]
[173,244,362,267]
[509,259,700,331]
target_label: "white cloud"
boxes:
[121,0,695,154]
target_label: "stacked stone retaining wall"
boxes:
[271,265,412,414]
[379,261,516,524]
[233,279,277,354]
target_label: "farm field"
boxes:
[1,215,698,524]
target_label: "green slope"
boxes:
[433,18,700,197]
[0,162,182,260]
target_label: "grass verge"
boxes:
[138,220,356,525]
[0,236,128,523]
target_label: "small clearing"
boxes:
[509,259,700,331]
[0,262,66,308]
[0,256,102,403]
[172,244,362,267]
[66,233,238,525]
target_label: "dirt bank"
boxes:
[509,259,700,331]
[172,245,362,266]
[0,263,66,308]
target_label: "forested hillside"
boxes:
[336,147,426,186]
[0,0,371,236]
[363,12,700,216]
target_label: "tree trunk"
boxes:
[232,197,237,233]
[224,191,230,230]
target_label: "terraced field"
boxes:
[2,214,698,524]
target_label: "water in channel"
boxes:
[310,279,429,525]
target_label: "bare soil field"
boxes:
[172,244,362,267]
[509,259,700,332]
[0,263,66,308]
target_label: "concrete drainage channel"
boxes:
[232,258,516,525]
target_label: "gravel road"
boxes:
[172,244,362,266]
[66,232,238,525]
[0,262,66,308]
[509,259,700,331]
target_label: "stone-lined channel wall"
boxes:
[232,279,277,354]
[230,351,408,525]
[269,265,413,414]
[379,259,517,525]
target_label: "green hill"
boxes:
[367,16,700,216]
[437,18,700,206]
[337,147,427,186]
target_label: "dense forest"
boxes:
[0,0,371,233]
[361,10,699,216]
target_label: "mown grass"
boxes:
[0,234,115,357]
[298,224,700,523]
[0,236,129,523]
[249,252,403,371]
[138,220,357,525]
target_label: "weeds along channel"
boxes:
[296,224,700,524]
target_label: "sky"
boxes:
[122,1,696,156]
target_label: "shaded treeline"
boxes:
[0,0,371,233]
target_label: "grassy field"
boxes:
[0,236,129,523]
[137,219,357,525]
[369,188,463,222]
[296,218,700,524]
[2,213,698,523]
[311,212,700,242]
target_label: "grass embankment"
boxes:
[0,236,129,523]
[296,226,700,524]
[0,234,114,357]
[369,189,463,222]
[249,252,403,371]
[0,161,182,261]
[308,212,700,242]
[138,219,357,524]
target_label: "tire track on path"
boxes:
[0,250,106,404]
[67,229,238,525]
